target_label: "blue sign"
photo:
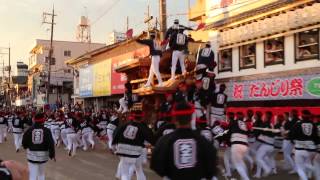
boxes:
[79,65,93,97]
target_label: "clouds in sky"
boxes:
[0,0,194,67]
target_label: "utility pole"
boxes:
[0,47,11,86]
[188,0,191,26]
[0,55,3,104]
[159,0,167,40]
[144,2,153,32]
[8,47,10,88]
[147,4,150,30]
[155,17,159,30]
[42,6,56,104]
[1,55,4,81]
[126,16,129,31]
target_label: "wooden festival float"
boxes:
[115,37,205,124]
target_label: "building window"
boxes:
[45,57,56,65]
[64,50,71,57]
[218,48,232,72]
[239,43,256,70]
[295,29,319,62]
[264,37,285,66]
[64,69,72,73]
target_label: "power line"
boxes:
[166,0,256,17]
[91,0,121,26]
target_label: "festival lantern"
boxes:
[269,17,278,34]
[279,12,290,32]
[293,9,301,28]
[222,30,227,45]
[264,18,273,35]
[244,25,250,40]
[220,31,225,45]
[272,15,281,33]
[304,6,314,25]
[295,8,307,27]
[223,30,229,45]
[227,30,231,45]
[236,26,242,42]
[225,30,231,45]
[228,29,234,44]
[255,20,263,37]
[241,25,248,41]
[260,18,268,36]
[232,29,237,43]
[273,15,283,33]
[245,23,253,40]
[287,10,297,30]
[250,23,256,39]
[313,3,320,10]
[217,33,222,45]
[227,29,234,44]
[312,3,320,22]
[307,5,318,24]
[239,26,246,42]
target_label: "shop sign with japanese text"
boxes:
[225,74,320,101]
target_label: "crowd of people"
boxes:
[0,100,319,180]
[0,20,319,180]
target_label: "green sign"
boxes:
[307,78,320,97]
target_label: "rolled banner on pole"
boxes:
[194,44,202,71]
[214,130,229,139]
[196,23,206,31]
[253,127,281,133]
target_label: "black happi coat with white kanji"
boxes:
[22,123,55,164]
[112,121,153,158]
[151,128,217,180]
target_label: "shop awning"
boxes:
[115,58,142,73]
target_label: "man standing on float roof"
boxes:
[195,42,215,80]
[137,31,164,87]
[164,19,193,81]
[165,19,193,40]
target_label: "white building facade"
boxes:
[28,39,104,106]
[107,31,127,45]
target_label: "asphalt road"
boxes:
[0,134,300,180]
[1,134,161,180]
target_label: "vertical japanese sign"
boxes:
[79,65,93,97]
[93,60,112,96]
[224,74,320,101]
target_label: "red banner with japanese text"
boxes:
[224,74,320,101]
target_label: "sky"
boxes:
[0,0,197,72]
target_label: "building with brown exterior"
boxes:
[190,0,320,114]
